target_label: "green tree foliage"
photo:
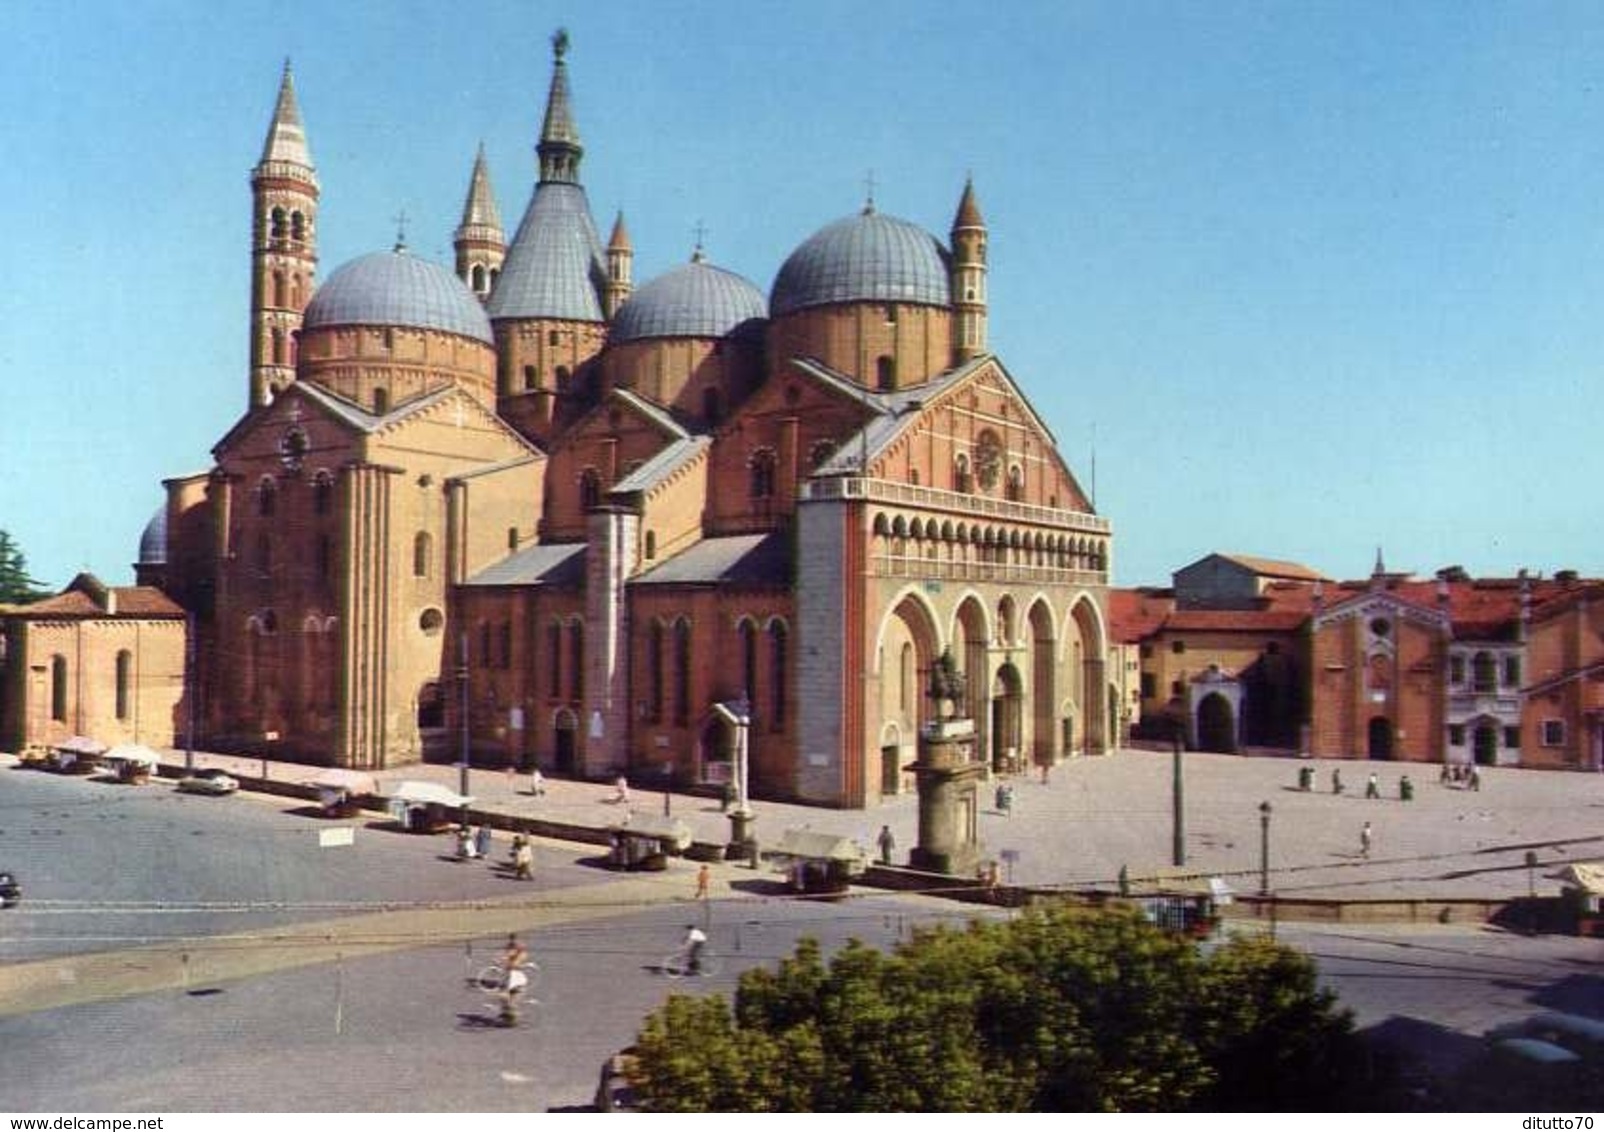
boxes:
[630,905,1380,1112]
[0,530,48,605]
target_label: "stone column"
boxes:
[910,716,984,876]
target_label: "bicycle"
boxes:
[661,947,723,979]
[473,959,541,994]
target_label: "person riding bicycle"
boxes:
[683,924,707,975]
[499,933,530,1023]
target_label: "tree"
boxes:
[0,530,48,605]
[629,905,1384,1112]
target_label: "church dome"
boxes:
[137,506,167,567]
[770,209,951,317]
[611,258,767,343]
[304,249,493,344]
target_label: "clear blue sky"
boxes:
[6,0,1603,593]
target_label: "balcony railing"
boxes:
[802,476,1111,535]
[872,554,1106,588]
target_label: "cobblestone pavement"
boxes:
[154,747,1604,903]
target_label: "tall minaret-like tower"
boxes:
[604,211,633,318]
[249,62,319,408]
[950,176,988,364]
[455,144,505,302]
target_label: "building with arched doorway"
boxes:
[73,33,1113,808]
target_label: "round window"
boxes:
[1369,617,1390,637]
[419,608,445,635]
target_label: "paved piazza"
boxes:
[172,746,1604,903]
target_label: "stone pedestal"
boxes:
[726,807,757,864]
[910,717,984,876]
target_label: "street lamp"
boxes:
[458,632,471,803]
[1258,800,1273,896]
[1171,714,1186,867]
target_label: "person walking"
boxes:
[694,863,710,900]
[876,824,896,866]
[1360,821,1373,859]
[1332,768,1344,794]
[474,825,492,860]
[530,767,546,797]
[1365,772,1380,800]
[499,933,530,1025]
[613,775,630,805]
[513,836,534,880]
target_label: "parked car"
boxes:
[177,769,240,796]
[0,872,20,907]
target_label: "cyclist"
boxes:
[682,924,707,975]
[499,933,530,1024]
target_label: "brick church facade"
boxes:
[14,33,1111,808]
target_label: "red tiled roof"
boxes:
[1107,588,1173,643]
[1216,553,1326,581]
[7,585,183,619]
[1163,609,1309,633]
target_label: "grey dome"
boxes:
[771,210,951,317]
[487,182,606,322]
[611,259,767,343]
[137,506,167,567]
[304,250,493,345]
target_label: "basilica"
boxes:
[4,33,1113,808]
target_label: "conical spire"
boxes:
[537,28,584,184]
[259,59,314,170]
[458,143,504,233]
[607,210,631,253]
[953,175,984,230]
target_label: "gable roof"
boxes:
[5,573,184,619]
[1212,553,1325,581]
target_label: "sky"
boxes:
[5,0,1604,593]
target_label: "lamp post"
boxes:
[1258,800,1273,896]
[1171,715,1186,867]
[458,632,470,803]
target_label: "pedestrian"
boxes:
[530,767,546,797]
[876,824,896,866]
[456,826,476,860]
[613,774,630,804]
[1366,772,1380,800]
[1399,774,1413,802]
[1332,768,1344,795]
[1439,762,1451,785]
[514,837,534,880]
[1469,766,1481,792]
[1360,821,1373,859]
[695,863,710,900]
[1040,760,1051,786]
[475,824,492,859]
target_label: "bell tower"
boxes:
[249,61,319,408]
[455,144,505,302]
[950,176,988,364]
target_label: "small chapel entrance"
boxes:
[1196,693,1236,754]
[554,710,578,775]
[1473,722,1499,766]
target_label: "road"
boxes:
[1,768,1599,1111]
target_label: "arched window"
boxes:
[740,620,758,704]
[649,621,665,723]
[290,210,306,242]
[876,355,895,392]
[1006,465,1024,502]
[1472,651,1497,693]
[413,531,432,578]
[499,622,512,670]
[769,622,788,729]
[954,453,973,494]
[373,387,390,415]
[312,471,334,515]
[547,622,562,698]
[523,365,538,391]
[257,477,277,517]
[569,620,584,699]
[471,264,486,293]
[750,449,776,501]
[579,468,601,511]
[644,530,657,560]
[548,330,560,348]
[51,655,67,722]
[115,650,132,720]
[270,207,287,241]
[674,618,692,725]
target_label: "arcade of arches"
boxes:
[871,585,1108,794]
